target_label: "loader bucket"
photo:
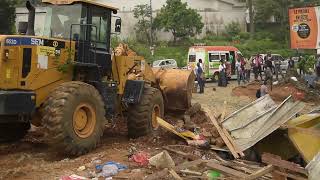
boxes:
[152,68,195,111]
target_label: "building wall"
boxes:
[15,0,246,40]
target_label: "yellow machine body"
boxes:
[287,113,320,163]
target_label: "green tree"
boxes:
[133,4,152,44]
[254,0,320,42]
[225,21,241,38]
[0,0,18,34]
[154,0,204,43]
[16,0,42,6]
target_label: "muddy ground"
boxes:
[0,80,318,180]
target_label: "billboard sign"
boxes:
[289,7,320,49]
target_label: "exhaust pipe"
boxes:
[26,1,35,36]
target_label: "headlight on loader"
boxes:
[4,49,9,61]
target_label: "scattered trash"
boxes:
[95,161,128,178]
[186,139,209,148]
[77,166,86,172]
[291,76,298,81]
[60,158,70,162]
[130,151,150,166]
[60,174,87,180]
[149,150,175,169]
[131,169,142,173]
[99,164,118,178]
[207,170,221,180]
[91,159,102,165]
[272,81,279,85]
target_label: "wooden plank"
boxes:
[222,127,245,157]
[245,165,274,180]
[221,161,273,179]
[261,153,308,175]
[157,117,196,140]
[273,170,308,180]
[206,161,247,177]
[145,159,207,180]
[163,146,198,161]
[203,107,240,158]
[169,169,183,180]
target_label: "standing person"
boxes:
[264,55,273,91]
[198,59,206,87]
[253,54,263,80]
[298,56,306,75]
[196,62,204,93]
[225,59,232,80]
[288,56,295,70]
[236,59,246,85]
[245,57,251,82]
[274,56,284,81]
[315,55,320,78]
[218,60,227,87]
[260,81,269,97]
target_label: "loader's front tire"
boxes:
[42,81,106,156]
[127,86,164,138]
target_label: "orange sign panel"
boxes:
[289,7,320,49]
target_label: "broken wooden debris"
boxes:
[245,165,274,180]
[180,169,202,176]
[157,117,196,140]
[144,159,208,180]
[206,160,247,177]
[273,170,308,180]
[262,153,308,175]
[203,107,243,158]
[169,169,183,180]
[162,146,198,161]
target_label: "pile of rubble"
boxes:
[144,94,316,180]
[59,94,319,180]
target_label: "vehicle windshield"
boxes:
[42,4,83,40]
[153,60,162,66]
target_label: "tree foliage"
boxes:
[154,0,204,42]
[254,0,320,24]
[0,0,18,34]
[133,4,152,44]
[225,21,241,37]
[16,0,42,6]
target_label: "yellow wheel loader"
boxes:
[0,0,194,155]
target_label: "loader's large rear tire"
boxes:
[127,86,164,138]
[42,81,106,156]
[0,122,30,142]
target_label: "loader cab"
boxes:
[41,0,119,76]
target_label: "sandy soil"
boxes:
[0,80,317,180]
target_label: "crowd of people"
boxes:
[195,52,320,95]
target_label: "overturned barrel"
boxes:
[152,68,195,111]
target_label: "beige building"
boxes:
[15,0,246,40]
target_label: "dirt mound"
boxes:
[232,81,317,103]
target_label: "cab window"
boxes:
[91,7,111,50]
